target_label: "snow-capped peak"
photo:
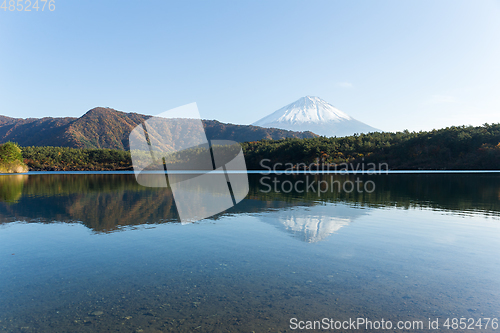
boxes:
[252,96,380,137]
[253,96,352,126]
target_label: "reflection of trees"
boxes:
[0,175,28,203]
[246,174,500,216]
[0,173,499,233]
[0,189,177,232]
[66,190,178,231]
[0,174,178,232]
[20,174,145,196]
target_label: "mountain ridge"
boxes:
[0,107,317,149]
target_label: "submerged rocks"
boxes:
[89,311,104,316]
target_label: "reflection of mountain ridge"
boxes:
[0,190,179,232]
[0,173,499,237]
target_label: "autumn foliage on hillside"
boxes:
[0,107,317,150]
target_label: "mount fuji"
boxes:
[253,96,380,137]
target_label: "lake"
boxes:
[1,173,499,332]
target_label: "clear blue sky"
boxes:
[1,0,499,132]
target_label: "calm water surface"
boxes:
[0,173,499,332]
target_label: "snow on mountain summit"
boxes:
[253,96,379,137]
[254,96,351,125]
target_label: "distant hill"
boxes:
[0,107,317,149]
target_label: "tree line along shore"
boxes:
[0,123,499,172]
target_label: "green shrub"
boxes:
[0,142,23,163]
[0,142,29,173]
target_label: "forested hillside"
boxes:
[242,123,500,170]
[20,123,500,171]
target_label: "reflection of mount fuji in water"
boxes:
[1,173,500,240]
[226,197,368,242]
[255,205,368,243]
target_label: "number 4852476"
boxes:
[1,0,55,11]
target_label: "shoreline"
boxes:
[2,169,500,175]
